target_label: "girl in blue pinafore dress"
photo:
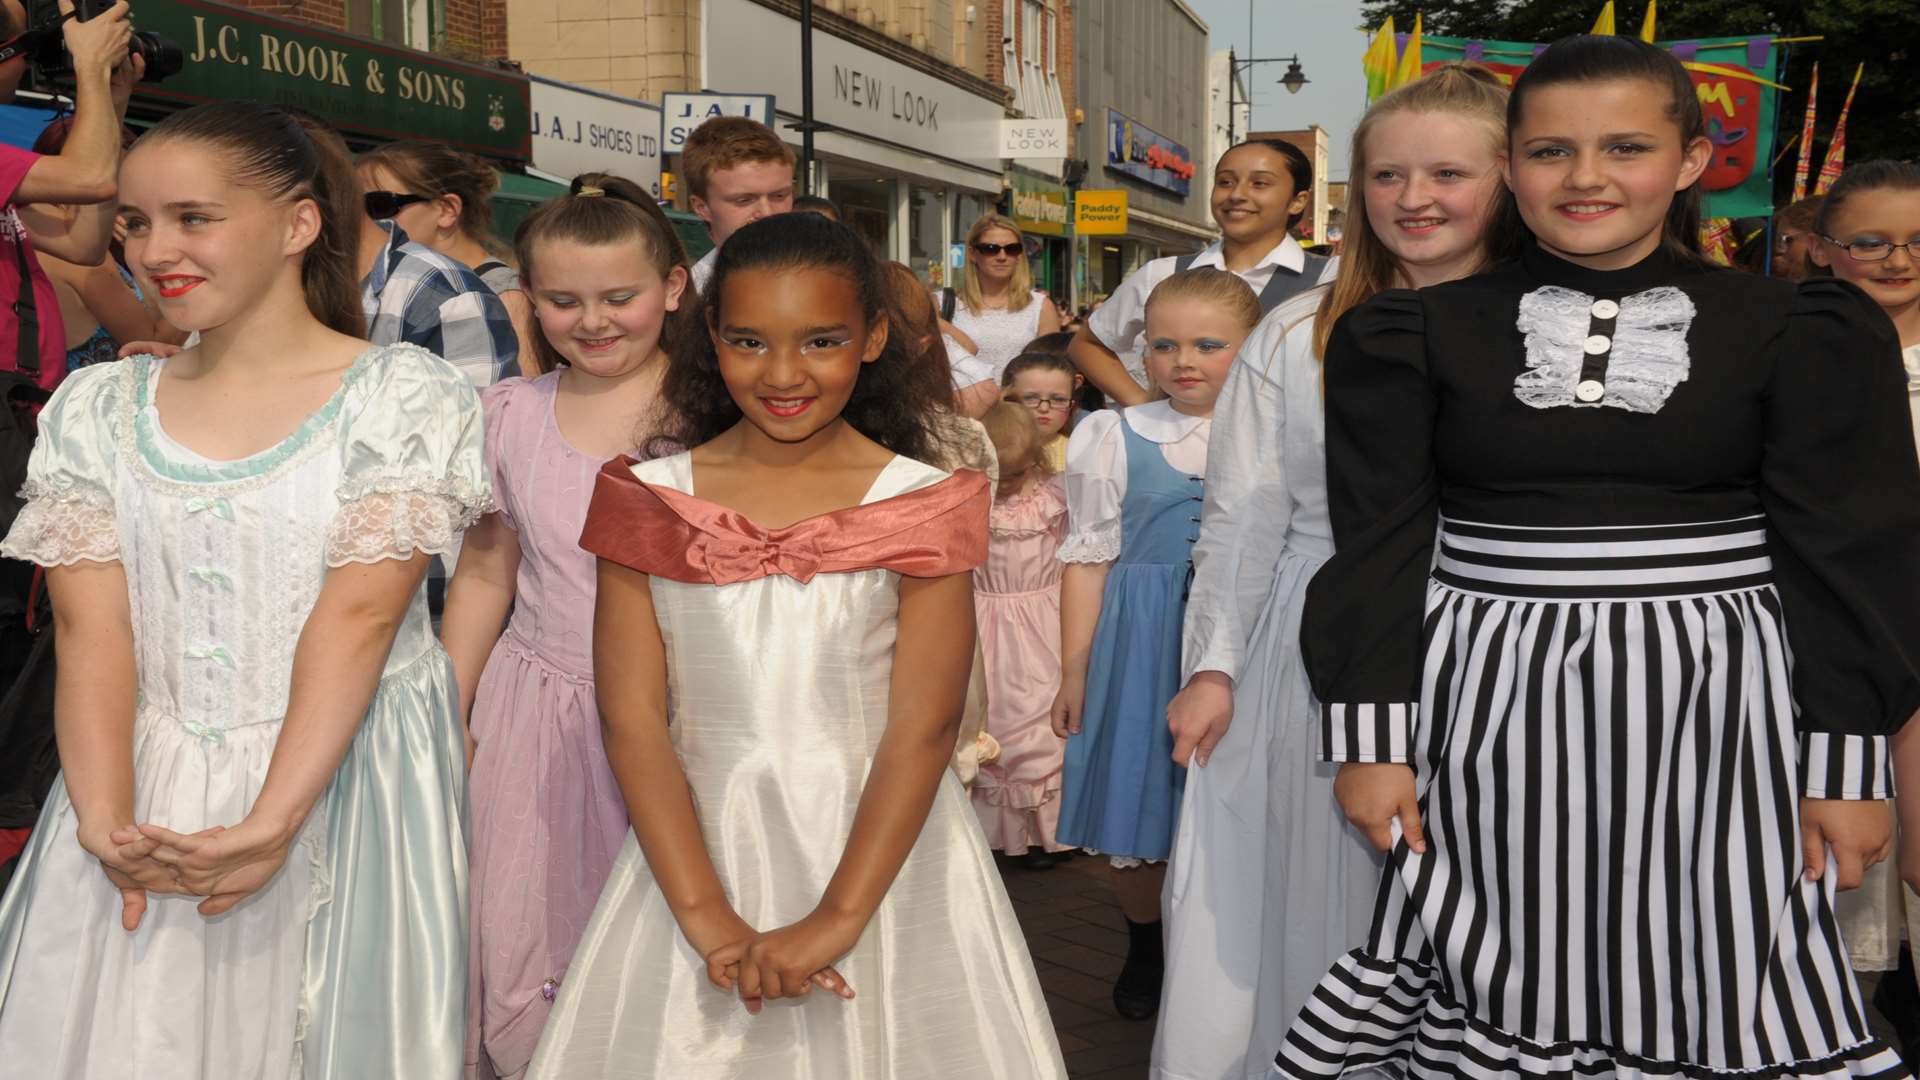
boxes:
[1052,268,1263,1021]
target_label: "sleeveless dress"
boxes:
[971,475,1070,854]
[1056,404,1209,862]
[0,345,486,1079]
[527,452,1066,1080]
[1154,294,1381,1080]
[949,290,1048,379]
[465,373,631,1078]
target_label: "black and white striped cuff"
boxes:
[1321,703,1417,764]
[1798,732,1894,800]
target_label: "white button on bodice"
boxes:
[1591,299,1621,320]
[1576,380,1606,402]
[1584,334,1612,355]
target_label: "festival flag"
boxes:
[1591,2,1616,35]
[1791,62,1819,202]
[1638,1,1656,42]
[1363,18,1397,102]
[1390,13,1423,90]
[1813,63,1862,196]
[1700,217,1737,266]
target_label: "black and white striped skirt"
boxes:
[1275,517,1907,1080]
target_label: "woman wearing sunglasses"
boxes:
[943,213,1062,380]
[358,142,542,377]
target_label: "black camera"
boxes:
[9,1,185,87]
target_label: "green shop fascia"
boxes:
[123,0,553,241]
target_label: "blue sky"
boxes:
[1184,0,1371,180]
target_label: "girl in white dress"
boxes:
[0,102,485,1078]
[1154,65,1514,1080]
[944,213,1061,378]
[528,212,1064,1079]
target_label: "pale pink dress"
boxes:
[465,373,631,1078]
[971,475,1071,853]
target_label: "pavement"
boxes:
[998,852,1156,1079]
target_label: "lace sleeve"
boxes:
[324,478,488,567]
[0,364,123,566]
[324,344,491,567]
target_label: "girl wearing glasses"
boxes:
[358,142,544,378]
[1808,158,1920,1049]
[1002,351,1079,472]
[943,214,1061,379]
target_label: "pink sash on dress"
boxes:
[579,456,990,585]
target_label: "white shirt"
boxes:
[1087,235,1335,389]
[1180,291,1331,682]
[945,334,995,390]
[691,247,719,293]
[1905,342,1920,461]
[1058,399,1212,565]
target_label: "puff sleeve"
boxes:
[479,377,525,533]
[1057,409,1127,564]
[1182,309,1296,683]
[325,344,491,567]
[1300,291,1437,764]
[1,363,123,565]
[1759,281,1920,799]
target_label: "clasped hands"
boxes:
[78,813,296,932]
[683,904,861,1015]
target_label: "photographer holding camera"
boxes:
[0,0,132,390]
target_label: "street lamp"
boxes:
[1226,49,1310,145]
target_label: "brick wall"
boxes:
[231,0,506,62]
[1057,0,1074,156]
[983,0,1003,85]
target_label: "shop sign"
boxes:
[705,0,1004,166]
[531,78,662,198]
[661,92,778,152]
[1010,173,1070,237]
[1105,109,1194,197]
[137,0,529,158]
[1075,190,1128,235]
[999,118,1067,159]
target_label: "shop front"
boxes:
[1008,170,1071,299]
[701,0,1008,287]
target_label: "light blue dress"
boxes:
[1056,404,1206,861]
[0,344,486,1078]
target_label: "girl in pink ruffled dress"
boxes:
[971,402,1071,867]
[441,173,691,1080]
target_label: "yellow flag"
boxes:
[1363,18,1396,102]
[1638,0,1656,42]
[1591,1,1616,35]
[1390,13,1423,90]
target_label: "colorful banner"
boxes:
[1104,109,1195,197]
[1813,63,1861,197]
[1791,62,1818,203]
[1411,34,1784,217]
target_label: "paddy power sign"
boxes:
[132,0,531,159]
[1411,34,1783,218]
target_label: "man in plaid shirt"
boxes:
[360,218,518,386]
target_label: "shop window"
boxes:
[908,185,948,286]
[828,175,897,261]
[350,0,444,51]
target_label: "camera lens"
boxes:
[132,32,184,82]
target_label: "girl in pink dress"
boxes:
[971,402,1071,866]
[441,173,692,1080]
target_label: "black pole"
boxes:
[1227,45,1237,147]
[800,0,816,194]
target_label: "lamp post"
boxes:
[1226,49,1310,146]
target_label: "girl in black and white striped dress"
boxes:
[1275,36,1920,1080]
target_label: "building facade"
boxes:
[1072,0,1213,300]
[232,0,509,62]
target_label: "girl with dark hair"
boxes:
[1070,138,1331,405]
[0,102,486,1075]
[1275,36,1920,1079]
[357,141,544,375]
[442,172,689,1079]
[527,213,1065,1079]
